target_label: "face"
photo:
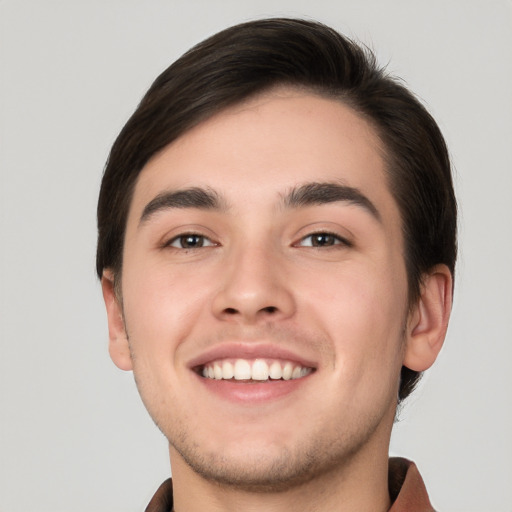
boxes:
[107,89,414,489]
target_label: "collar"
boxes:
[388,457,435,511]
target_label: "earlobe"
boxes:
[403,265,453,372]
[101,270,133,371]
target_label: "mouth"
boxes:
[198,358,314,382]
[189,344,318,402]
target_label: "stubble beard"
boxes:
[158,403,389,494]
[126,320,402,494]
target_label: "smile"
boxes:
[201,358,313,381]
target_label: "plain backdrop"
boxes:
[1,1,511,511]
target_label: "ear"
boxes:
[403,264,453,372]
[101,270,133,371]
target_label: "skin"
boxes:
[102,88,452,512]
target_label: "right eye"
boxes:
[166,233,216,249]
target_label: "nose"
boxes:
[211,243,296,324]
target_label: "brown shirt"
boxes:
[145,457,435,512]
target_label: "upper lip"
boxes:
[187,342,318,370]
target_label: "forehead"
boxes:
[128,89,398,224]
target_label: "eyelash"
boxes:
[164,233,216,250]
[296,231,352,248]
[163,231,351,250]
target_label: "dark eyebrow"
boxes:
[282,182,381,221]
[139,187,226,225]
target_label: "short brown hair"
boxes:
[97,18,457,401]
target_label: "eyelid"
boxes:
[295,230,353,248]
[162,231,218,249]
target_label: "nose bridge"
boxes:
[212,234,295,322]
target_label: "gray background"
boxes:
[1,1,511,511]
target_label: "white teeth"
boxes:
[291,366,302,379]
[233,359,251,380]
[282,362,293,380]
[222,361,234,379]
[201,358,312,382]
[213,362,223,380]
[269,361,283,379]
[251,359,269,381]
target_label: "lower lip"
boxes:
[196,374,312,404]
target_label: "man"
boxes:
[97,18,456,511]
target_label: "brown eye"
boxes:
[311,234,336,247]
[168,234,214,249]
[298,232,351,248]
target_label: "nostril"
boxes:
[223,306,277,315]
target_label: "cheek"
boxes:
[299,263,407,373]
[121,260,212,364]
[120,265,210,418]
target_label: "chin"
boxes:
[178,446,324,492]
[168,423,373,493]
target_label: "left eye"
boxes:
[298,233,349,247]
[167,234,215,249]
